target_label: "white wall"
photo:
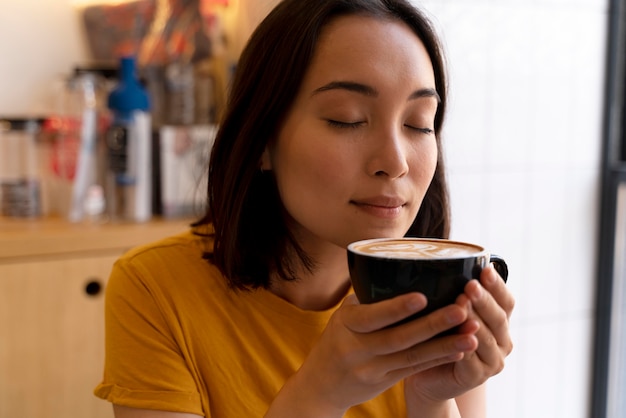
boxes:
[417,1,607,417]
[0,0,607,417]
[0,0,89,115]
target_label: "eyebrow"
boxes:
[408,87,441,103]
[312,81,441,103]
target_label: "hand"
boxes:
[266,291,481,417]
[404,265,515,406]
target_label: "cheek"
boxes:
[411,140,438,185]
[275,143,350,201]
[271,115,353,193]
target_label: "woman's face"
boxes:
[262,15,439,252]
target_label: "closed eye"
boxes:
[406,125,434,135]
[327,119,365,129]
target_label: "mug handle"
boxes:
[490,255,508,283]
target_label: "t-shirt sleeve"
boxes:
[93,256,205,416]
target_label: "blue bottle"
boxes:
[106,56,152,222]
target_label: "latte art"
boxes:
[350,239,483,259]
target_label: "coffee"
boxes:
[347,237,508,324]
[350,239,483,259]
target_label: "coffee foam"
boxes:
[350,239,483,259]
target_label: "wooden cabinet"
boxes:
[0,218,191,418]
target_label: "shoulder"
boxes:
[117,226,212,273]
[123,226,210,259]
[108,226,226,300]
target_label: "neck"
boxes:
[269,245,351,311]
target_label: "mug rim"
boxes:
[347,237,487,260]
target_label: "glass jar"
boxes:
[46,65,115,222]
[0,118,44,217]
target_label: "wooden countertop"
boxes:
[0,216,192,261]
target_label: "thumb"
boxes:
[342,293,360,306]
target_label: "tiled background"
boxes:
[416,1,609,417]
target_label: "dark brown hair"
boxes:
[195,0,450,289]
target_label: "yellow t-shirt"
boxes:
[94,229,406,417]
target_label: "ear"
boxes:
[260,147,272,171]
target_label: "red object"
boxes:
[203,0,228,5]
[43,115,111,181]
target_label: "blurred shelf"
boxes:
[0,216,192,261]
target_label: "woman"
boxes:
[94,0,515,416]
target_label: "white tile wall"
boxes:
[416,1,607,417]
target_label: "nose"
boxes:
[365,128,410,179]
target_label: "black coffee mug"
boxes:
[347,237,508,322]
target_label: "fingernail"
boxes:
[446,308,465,324]
[484,266,497,285]
[471,282,483,301]
[407,294,426,311]
[456,336,475,351]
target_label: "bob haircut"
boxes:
[197,0,451,290]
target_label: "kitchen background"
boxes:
[0,0,615,417]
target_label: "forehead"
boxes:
[303,14,435,89]
[319,13,417,42]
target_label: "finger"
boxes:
[342,292,428,333]
[465,280,513,355]
[456,318,480,336]
[385,332,477,377]
[461,310,507,378]
[454,294,480,335]
[452,298,501,369]
[369,303,471,355]
[342,293,360,307]
[481,265,515,318]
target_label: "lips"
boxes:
[350,196,407,218]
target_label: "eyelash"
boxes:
[326,120,434,135]
[326,120,363,129]
[408,126,434,135]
